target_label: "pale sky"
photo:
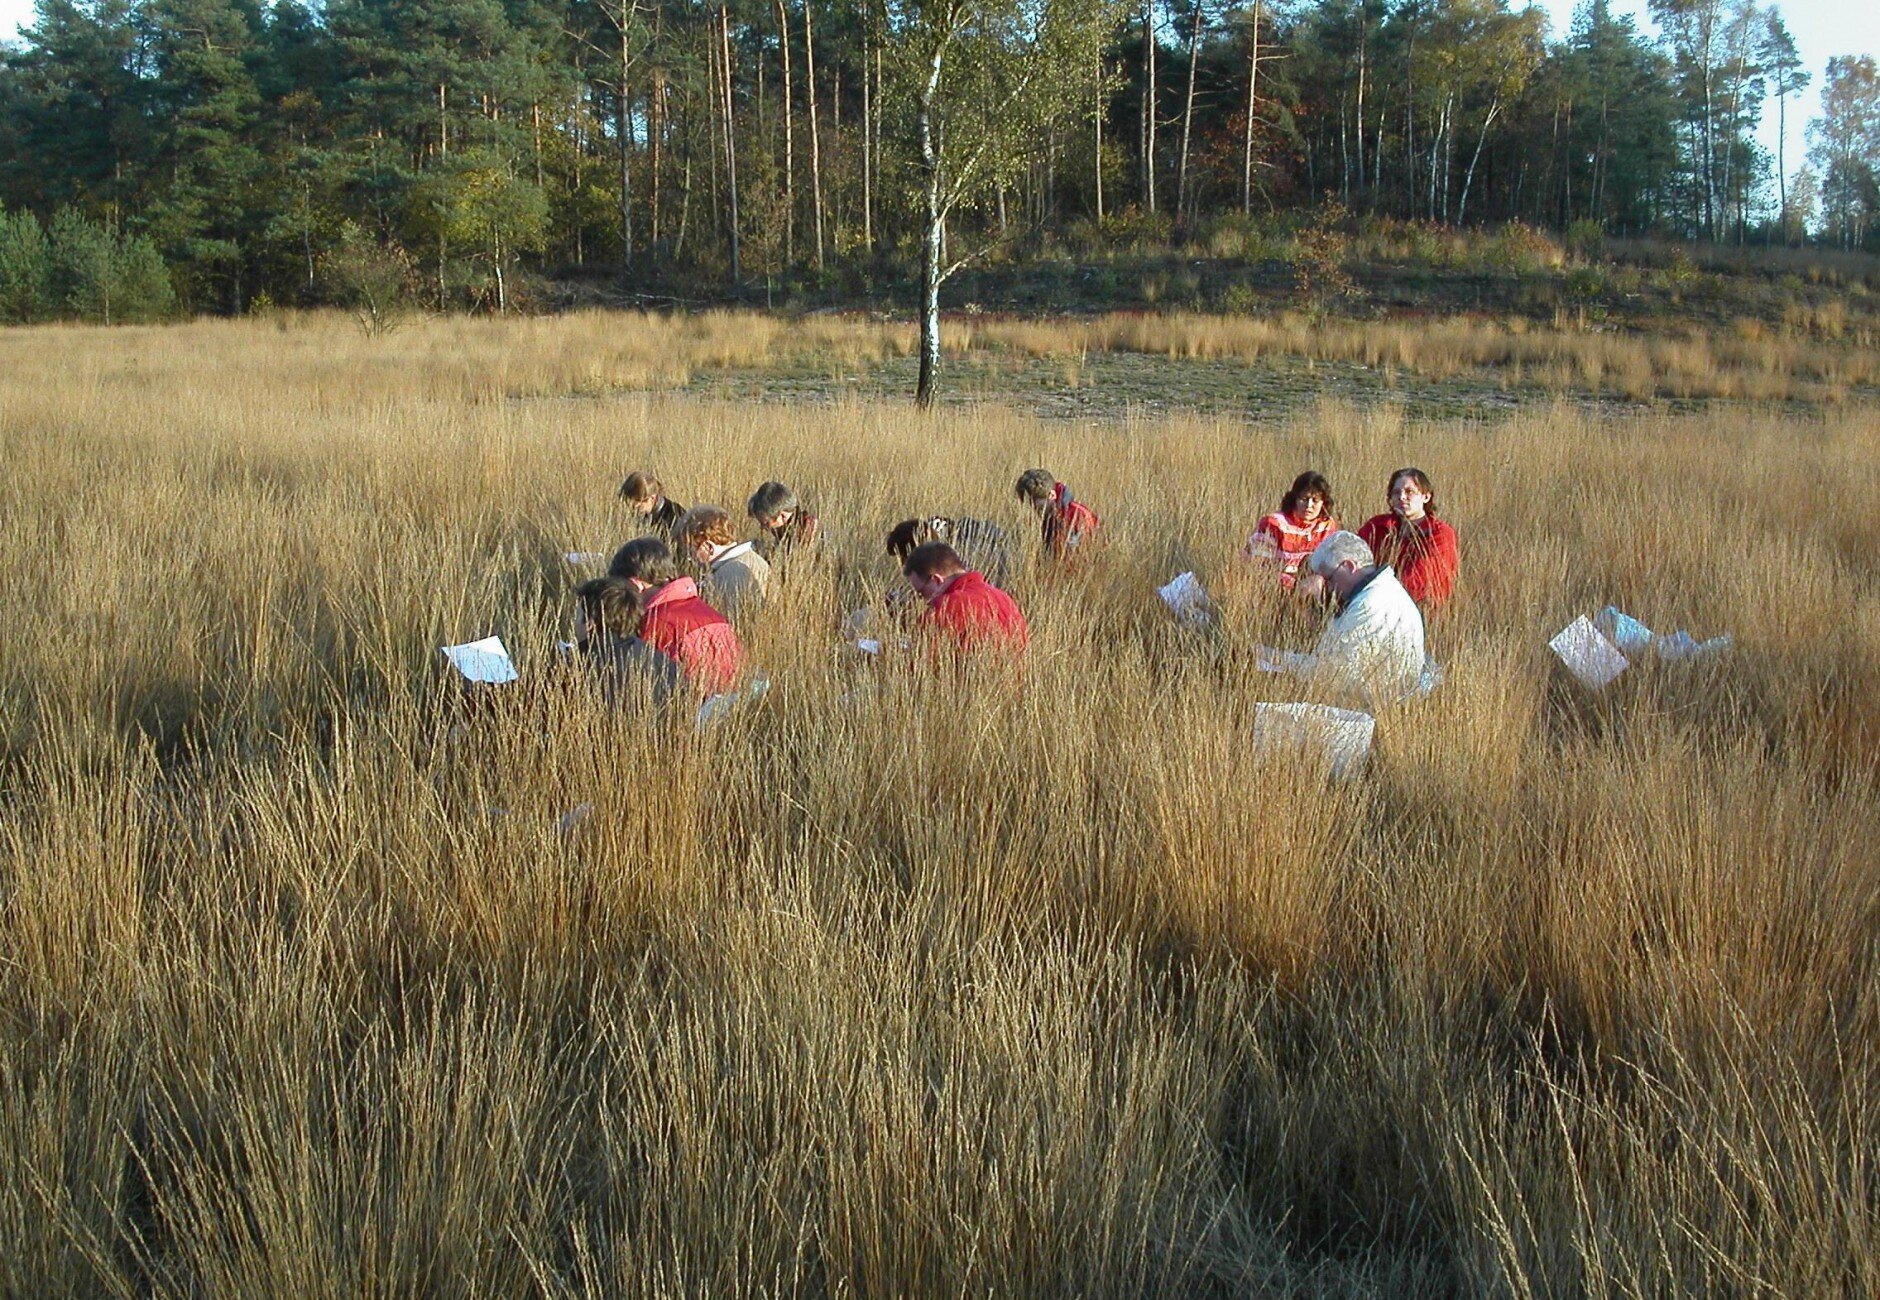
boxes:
[0,0,1871,204]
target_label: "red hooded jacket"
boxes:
[639,577,743,693]
[1356,512,1459,608]
[923,571,1029,654]
[1041,482,1100,559]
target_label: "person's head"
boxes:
[1014,468,1056,509]
[606,536,680,590]
[675,504,740,566]
[902,540,965,602]
[747,481,799,533]
[1386,468,1436,522]
[574,576,646,641]
[1307,531,1377,597]
[1281,471,1334,526]
[618,471,665,517]
[886,516,954,560]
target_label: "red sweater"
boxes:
[1356,513,1459,608]
[1244,510,1339,588]
[923,571,1030,654]
[639,577,743,693]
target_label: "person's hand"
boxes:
[1294,572,1328,603]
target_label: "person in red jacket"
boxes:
[607,537,744,693]
[1015,468,1100,561]
[903,541,1029,656]
[1355,467,1459,609]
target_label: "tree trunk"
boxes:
[862,26,873,250]
[1095,53,1105,221]
[618,22,634,273]
[773,0,794,261]
[1177,0,1201,218]
[1456,99,1498,227]
[804,0,825,269]
[720,7,741,282]
[916,55,944,410]
[1141,0,1157,213]
[1242,1,1259,215]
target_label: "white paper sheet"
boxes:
[441,635,519,685]
[1157,571,1215,629]
[695,675,771,730]
[855,638,883,655]
[564,551,607,566]
[1252,702,1376,779]
[1549,616,1628,689]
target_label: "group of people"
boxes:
[570,463,1460,711]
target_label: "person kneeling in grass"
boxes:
[1244,469,1338,598]
[607,537,744,695]
[887,515,1013,590]
[1015,468,1100,561]
[618,471,686,543]
[748,480,820,559]
[675,504,771,615]
[903,541,1029,658]
[1264,531,1425,708]
[572,575,681,706]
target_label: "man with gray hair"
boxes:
[1262,530,1426,706]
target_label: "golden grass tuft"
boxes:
[0,314,1878,1294]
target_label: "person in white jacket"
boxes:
[1263,531,1426,707]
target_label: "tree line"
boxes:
[0,0,1875,333]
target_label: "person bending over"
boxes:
[1356,467,1458,610]
[902,541,1029,657]
[747,481,820,558]
[1015,468,1100,561]
[886,514,1013,589]
[618,471,686,543]
[607,537,743,694]
[1245,470,1339,597]
[572,575,682,705]
[675,504,771,614]
[1265,531,1425,708]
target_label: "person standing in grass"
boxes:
[1015,468,1100,560]
[1244,470,1339,597]
[619,471,687,542]
[886,515,1014,589]
[903,541,1029,657]
[607,537,743,694]
[1356,467,1459,609]
[1264,531,1425,707]
[748,481,820,558]
[675,505,771,614]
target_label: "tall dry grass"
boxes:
[1,315,1879,1295]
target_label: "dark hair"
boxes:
[618,471,662,503]
[1280,471,1334,518]
[886,516,955,559]
[747,481,798,521]
[1387,467,1438,518]
[903,541,965,580]
[607,536,679,585]
[575,576,646,639]
[1014,469,1055,504]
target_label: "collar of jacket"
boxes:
[647,577,700,608]
[712,541,756,568]
[1334,565,1391,614]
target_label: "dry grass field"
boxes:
[1,311,1878,1296]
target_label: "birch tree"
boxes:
[887,0,1119,407]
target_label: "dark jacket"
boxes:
[644,496,687,543]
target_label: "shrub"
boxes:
[0,207,53,323]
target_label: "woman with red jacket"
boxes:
[606,537,744,694]
[1243,470,1339,594]
[1355,467,1459,609]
